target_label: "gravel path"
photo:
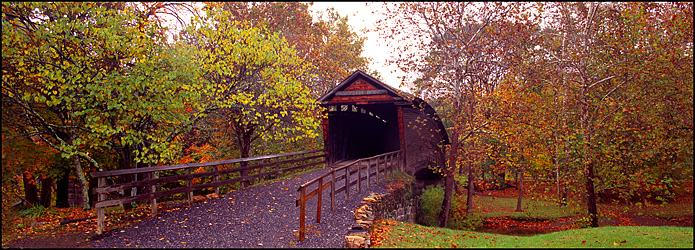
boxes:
[91,166,391,248]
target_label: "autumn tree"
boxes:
[178,6,321,185]
[523,2,694,227]
[215,2,374,98]
[2,2,202,209]
[377,2,534,227]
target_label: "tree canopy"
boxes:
[2,2,372,209]
[376,2,692,228]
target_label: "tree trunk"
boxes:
[466,140,475,216]
[516,166,524,212]
[438,128,457,228]
[119,145,134,211]
[72,155,91,210]
[55,169,70,207]
[586,161,599,227]
[23,171,39,206]
[581,87,599,228]
[240,130,253,188]
[40,175,53,207]
[439,99,461,228]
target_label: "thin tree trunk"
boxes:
[55,169,70,208]
[439,127,458,228]
[440,99,461,228]
[466,140,475,216]
[581,86,599,227]
[586,160,599,227]
[516,166,524,212]
[40,175,53,207]
[240,130,253,188]
[23,171,39,206]
[120,145,134,211]
[72,154,91,210]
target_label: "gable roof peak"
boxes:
[318,70,405,103]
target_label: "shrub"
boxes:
[420,185,444,227]
[419,185,481,230]
[18,205,49,219]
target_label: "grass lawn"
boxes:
[372,180,693,248]
[371,220,694,248]
[474,195,584,220]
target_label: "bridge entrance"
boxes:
[318,70,449,176]
[326,103,399,162]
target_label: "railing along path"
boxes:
[295,150,403,241]
[90,150,325,234]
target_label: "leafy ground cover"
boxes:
[0,201,190,248]
[371,180,693,248]
[1,167,322,248]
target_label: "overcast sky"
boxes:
[308,2,408,91]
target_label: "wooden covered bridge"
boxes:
[318,70,449,179]
[89,70,449,236]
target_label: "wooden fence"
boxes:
[90,149,326,234]
[295,150,403,241]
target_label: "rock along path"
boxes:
[91,166,391,248]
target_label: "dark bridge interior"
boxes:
[327,104,400,163]
[319,70,449,178]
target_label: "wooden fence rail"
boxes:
[90,149,326,234]
[295,150,403,241]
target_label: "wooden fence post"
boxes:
[345,166,350,201]
[366,158,371,190]
[357,161,362,194]
[97,177,105,234]
[274,157,280,179]
[316,177,323,223]
[151,171,158,215]
[330,170,335,211]
[400,151,404,171]
[299,186,306,241]
[186,168,192,204]
[386,154,390,172]
[375,156,380,184]
[213,165,219,195]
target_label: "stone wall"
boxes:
[345,182,421,248]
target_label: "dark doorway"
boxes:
[327,104,399,163]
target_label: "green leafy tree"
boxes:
[180,7,321,184]
[215,2,374,98]
[2,2,202,209]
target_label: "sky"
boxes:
[307,2,409,91]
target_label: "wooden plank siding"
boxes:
[318,70,449,178]
[327,94,396,104]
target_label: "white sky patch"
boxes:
[308,2,409,91]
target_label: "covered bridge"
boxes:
[318,70,449,180]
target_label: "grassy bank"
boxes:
[371,220,694,248]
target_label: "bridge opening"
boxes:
[327,104,399,163]
[318,70,449,176]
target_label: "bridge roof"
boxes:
[317,70,405,104]
[318,70,449,145]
